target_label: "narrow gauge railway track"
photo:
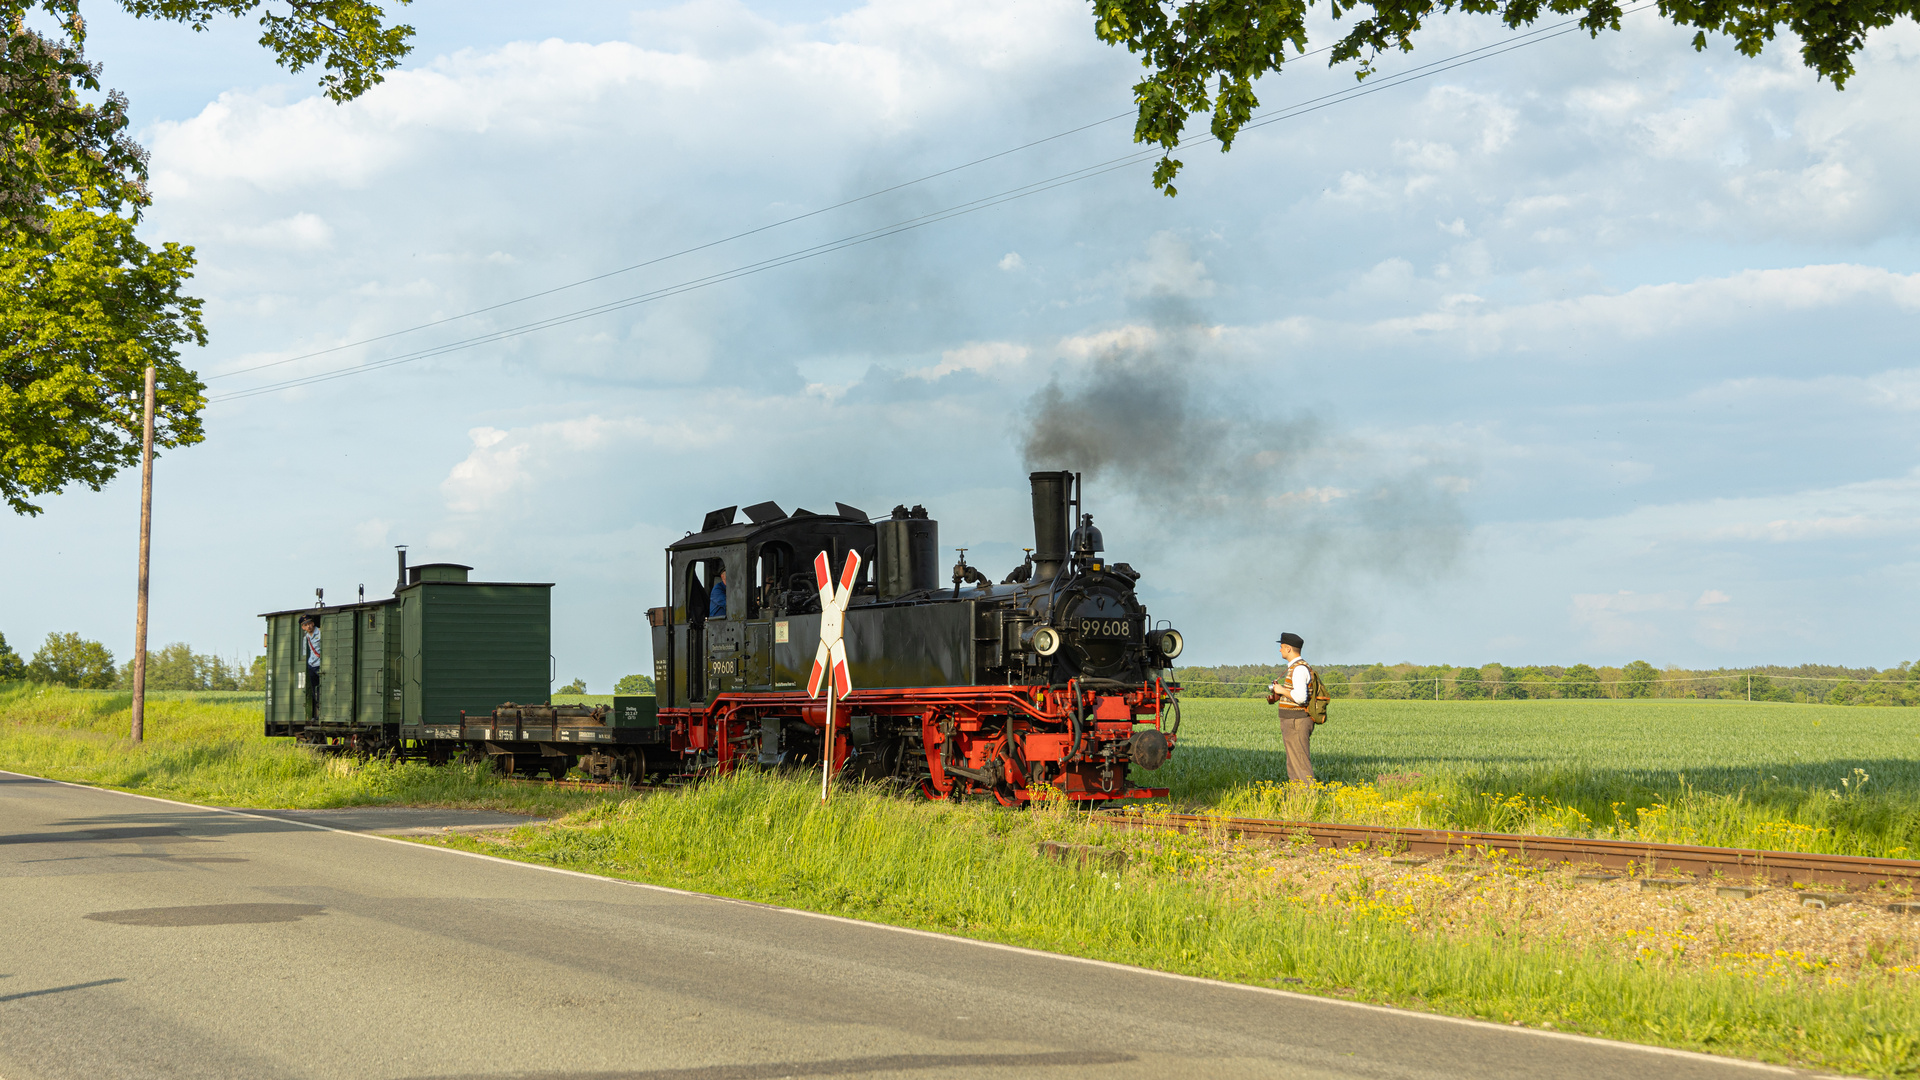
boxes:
[500,776,646,795]
[489,775,1919,893]
[1109,810,1920,893]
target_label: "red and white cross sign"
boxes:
[806,549,861,700]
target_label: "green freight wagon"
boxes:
[262,562,554,754]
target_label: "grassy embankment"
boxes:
[0,683,599,815]
[7,684,1920,1072]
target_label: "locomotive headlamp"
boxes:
[1150,628,1184,660]
[1027,626,1062,656]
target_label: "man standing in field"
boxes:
[1268,632,1314,784]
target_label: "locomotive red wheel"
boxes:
[992,784,1022,808]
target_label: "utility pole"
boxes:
[130,366,155,743]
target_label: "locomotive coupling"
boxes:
[1129,728,1170,770]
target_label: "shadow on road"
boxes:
[413,1050,1137,1080]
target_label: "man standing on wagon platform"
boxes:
[1268,632,1314,784]
[301,614,322,721]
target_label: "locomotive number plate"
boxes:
[709,658,738,676]
[1078,618,1135,638]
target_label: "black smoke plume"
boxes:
[1019,298,1466,645]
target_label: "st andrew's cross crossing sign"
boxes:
[808,549,860,799]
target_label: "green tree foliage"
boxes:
[614,673,655,695]
[117,1,415,103]
[1740,672,1788,702]
[0,1,413,238]
[27,630,114,687]
[1451,664,1484,699]
[1562,662,1601,699]
[1403,664,1447,699]
[1358,662,1409,699]
[556,678,586,694]
[112,641,252,690]
[1503,664,1547,700]
[0,629,23,680]
[1171,659,1919,705]
[1621,659,1657,698]
[1,1,412,512]
[1092,0,1913,195]
[0,191,206,514]
[0,7,146,236]
[1318,667,1350,698]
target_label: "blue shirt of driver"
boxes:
[707,580,727,618]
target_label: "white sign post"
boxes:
[808,549,861,802]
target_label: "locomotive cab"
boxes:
[656,503,878,709]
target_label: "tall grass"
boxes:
[441,771,1920,1077]
[8,685,1918,854]
[0,683,596,814]
[1166,698,1920,858]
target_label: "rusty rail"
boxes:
[498,776,634,794]
[1109,811,1920,892]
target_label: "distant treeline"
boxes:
[1,630,655,697]
[1174,660,1920,707]
[10,627,1917,706]
[0,631,262,692]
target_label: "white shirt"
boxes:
[1272,658,1310,706]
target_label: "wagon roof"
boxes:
[257,580,555,619]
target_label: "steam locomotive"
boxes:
[263,471,1184,805]
[640,470,1184,803]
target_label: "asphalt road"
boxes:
[0,771,1813,1080]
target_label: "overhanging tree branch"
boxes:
[1095,0,1919,195]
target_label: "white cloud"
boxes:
[1258,264,1920,353]
[221,212,334,250]
[1125,232,1214,300]
[442,427,531,514]
[998,252,1024,271]
[440,417,685,515]
[912,340,1030,380]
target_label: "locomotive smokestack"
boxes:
[1028,471,1072,582]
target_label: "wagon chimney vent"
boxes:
[395,545,408,594]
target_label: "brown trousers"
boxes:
[1279,710,1314,783]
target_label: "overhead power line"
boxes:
[203,111,1137,383]
[208,41,1346,387]
[210,10,1643,405]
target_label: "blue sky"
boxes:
[3,0,1917,685]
